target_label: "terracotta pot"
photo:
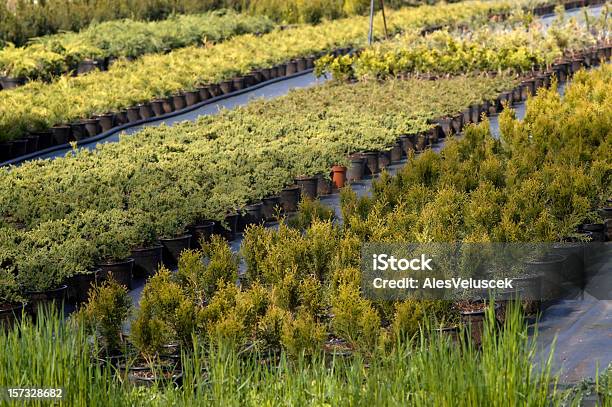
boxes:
[219,81,234,94]
[262,196,281,221]
[95,113,115,132]
[131,245,163,278]
[126,106,141,123]
[331,165,347,189]
[347,155,366,182]
[189,221,215,249]
[51,125,72,145]
[138,103,155,119]
[295,175,318,199]
[160,235,192,269]
[98,259,135,289]
[280,185,301,212]
[317,174,333,196]
[82,118,100,138]
[172,94,187,110]
[184,90,201,106]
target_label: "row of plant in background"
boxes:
[0,0,453,46]
[0,10,274,83]
[0,76,515,294]
[0,0,544,142]
[4,304,599,406]
[315,13,607,80]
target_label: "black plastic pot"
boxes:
[31,131,54,150]
[378,149,392,170]
[399,134,416,155]
[219,213,239,241]
[296,58,308,72]
[581,223,605,242]
[520,80,535,100]
[260,68,271,81]
[115,110,128,125]
[189,221,215,249]
[0,302,26,331]
[436,117,452,138]
[22,135,38,154]
[160,235,192,269]
[172,94,187,111]
[219,81,234,95]
[550,243,585,290]
[295,176,318,199]
[149,100,164,117]
[347,155,366,182]
[8,139,28,158]
[240,203,264,231]
[26,285,68,318]
[250,70,264,84]
[470,103,482,123]
[286,61,298,75]
[131,245,164,278]
[277,64,287,77]
[362,152,379,176]
[459,303,500,347]
[98,259,134,289]
[316,174,333,196]
[127,365,183,387]
[197,86,212,101]
[306,56,316,69]
[126,106,141,123]
[416,133,428,151]
[451,113,463,134]
[51,125,72,145]
[269,66,279,79]
[0,76,26,89]
[208,84,222,97]
[95,114,115,132]
[70,122,88,140]
[233,77,246,91]
[156,98,172,114]
[390,141,403,162]
[83,118,100,137]
[262,196,281,221]
[462,108,471,125]
[280,185,301,212]
[77,59,98,75]
[184,90,201,106]
[522,254,566,301]
[69,270,100,304]
[138,103,155,120]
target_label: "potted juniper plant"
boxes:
[79,279,132,363]
[156,210,192,269]
[129,270,194,386]
[0,268,26,330]
[129,211,164,278]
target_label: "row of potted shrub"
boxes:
[0,11,274,89]
[0,0,558,146]
[314,16,608,81]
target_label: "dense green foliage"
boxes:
[0,0,540,142]
[2,305,600,406]
[0,0,467,46]
[316,16,605,80]
[0,11,274,81]
[0,75,513,293]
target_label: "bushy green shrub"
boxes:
[0,268,24,305]
[281,310,326,358]
[80,279,131,354]
[331,283,381,352]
